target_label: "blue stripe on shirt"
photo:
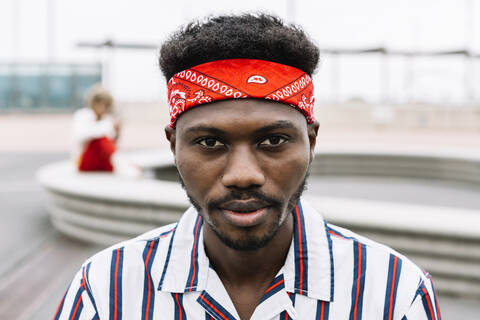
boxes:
[84,262,100,316]
[142,239,159,320]
[280,292,296,320]
[324,221,335,301]
[293,202,308,296]
[383,254,402,320]
[53,282,70,320]
[316,300,330,320]
[349,241,367,320]
[205,313,213,320]
[260,274,285,303]
[158,226,178,290]
[197,291,237,320]
[172,293,187,320]
[326,226,358,241]
[109,247,124,320]
[68,286,84,320]
[185,215,203,292]
[419,283,437,320]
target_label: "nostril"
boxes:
[221,166,265,189]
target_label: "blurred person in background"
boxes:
[72,84,140,177]
[72,84,119,172]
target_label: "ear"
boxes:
[164,125,176,156]
[307,121,319,164]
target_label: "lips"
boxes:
[218,200,271,227]
[220,200,269,212]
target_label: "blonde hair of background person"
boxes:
[86,84,116,121]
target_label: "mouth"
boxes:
[218,200,271,227]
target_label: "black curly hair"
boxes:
[159,13,320,81]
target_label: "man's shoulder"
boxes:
[83,222,178,267]
[325,223,430,283]
[304,200,429,286]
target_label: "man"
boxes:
[55,14,440,319]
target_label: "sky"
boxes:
[1,0,479,104]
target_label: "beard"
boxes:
[177,169,309,251]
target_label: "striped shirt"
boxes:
[54,199,441,320]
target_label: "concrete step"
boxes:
[432,277,480,299]
[310,152,480,185]
[358,230,480,261]
[409,254,480,282]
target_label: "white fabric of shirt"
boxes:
[71,108,116,159]
[54,199,441,320]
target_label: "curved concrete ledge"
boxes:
[37,161,187,245]
[312,147,480,185]
[37,149,480,298]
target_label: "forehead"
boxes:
[175,99,307,133]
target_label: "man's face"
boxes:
[167,99,317,250]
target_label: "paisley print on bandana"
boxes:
[167,59,315,128]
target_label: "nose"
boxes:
[221,145,266,189]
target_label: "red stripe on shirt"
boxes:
[114,248,120,320]
[54,291,67,320]
[70,295,83,320]
[295,205,304,293]
[320,301,326,320]
[188,217,202,291]
[422,287,436,320]
[388,257,398,320]
[175,293,183,320]
[144,241,155,320]
[264,279,285,295]
[328,229,347,240]
[200,295,229,320]
[353,242,362,320]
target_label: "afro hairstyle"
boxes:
[159,13,320,81]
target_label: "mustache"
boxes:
[207,189,283,211]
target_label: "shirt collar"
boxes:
[281,199,334,301]
[156,198,334,302]
[155,206,209,293]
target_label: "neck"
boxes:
[203,213,293,286]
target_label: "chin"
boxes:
[216,230,279,251]
[210,216,282,251]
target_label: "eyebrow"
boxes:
[183,120,297,136]
[253,120,297,135]
[184,125,226,136]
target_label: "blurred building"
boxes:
[0,63,101,111]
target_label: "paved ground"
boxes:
[0,152,101,319]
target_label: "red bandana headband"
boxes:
[167,59,315,128]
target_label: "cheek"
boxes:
[176,150,224,203]
[262,152,309,195]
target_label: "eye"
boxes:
[197,137,224,148]
[259,135,288,146]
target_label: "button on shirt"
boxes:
[54,199,441,319]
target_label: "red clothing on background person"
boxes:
[77,136,116,171]
[72,106,118,172]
